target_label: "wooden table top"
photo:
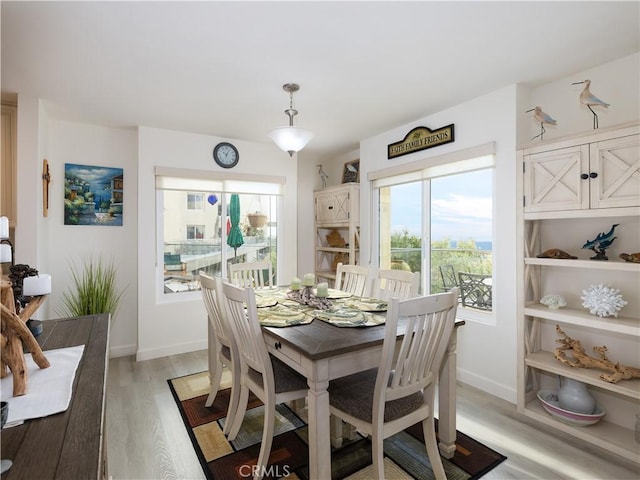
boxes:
[264,314,464,361]
[1,314,110,480]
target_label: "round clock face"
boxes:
[213,142,239,168]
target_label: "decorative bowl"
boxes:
[537,390,605,426]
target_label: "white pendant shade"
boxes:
[267,126,314,156]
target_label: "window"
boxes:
[186,225,205,240]
[187,193,204,210]
[372,146,495,321]
[156,168,283,295]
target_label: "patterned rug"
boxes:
[168,371,506,480]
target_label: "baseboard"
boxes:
[109,343,137,358]
[135,339,207,362]
[457,367,516,404]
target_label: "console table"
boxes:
[0,313,110,479]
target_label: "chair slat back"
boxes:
[221,281,273,379]
[376,288,458,403]
[372,269,419,300]
[335,262,372,297]
[228,260,273,288]
[199,272,231,348]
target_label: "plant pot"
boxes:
[248,213,268,228]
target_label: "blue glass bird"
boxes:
[572,79,609,129]
[526,106,557,141]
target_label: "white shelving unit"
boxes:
[517,122,640,465]
[314,183,360,286]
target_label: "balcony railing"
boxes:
[388,247,492,294]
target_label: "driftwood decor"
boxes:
[0,279,50,396]
[554,325,640,383]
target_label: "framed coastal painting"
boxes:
[64,163,123,226]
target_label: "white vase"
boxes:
[558,377,596,414]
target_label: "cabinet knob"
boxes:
[274,341,282,350]
[590,172,598,179]
[328,206,333,210]
[580,173,589,180]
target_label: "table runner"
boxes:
[254,286,387,327]
[0,344,85,425]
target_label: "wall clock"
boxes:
[213,142,239,169]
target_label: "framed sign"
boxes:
[387,124,454,159]
[342,159,360,183]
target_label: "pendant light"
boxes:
[267,83,313,156]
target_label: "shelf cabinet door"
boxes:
[590,134,640,209]
[524,145,589,212]
[315,188,354,224]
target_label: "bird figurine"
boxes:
[582,224,619,260]
[526,106,557,141]
[571,79,609,129]
[317,164,329,188]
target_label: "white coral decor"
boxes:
[581,283,627,317]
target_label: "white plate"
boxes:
[537,390,605,426]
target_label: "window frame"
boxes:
[155,167,285,301]
[369,143,496,324]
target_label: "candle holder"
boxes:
[287,284,332,310]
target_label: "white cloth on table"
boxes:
[1,344,85,425]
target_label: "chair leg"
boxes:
[423,416,446,480]
[254,402,276,480]
[371,433,385,479]
[330,415,343,448]
[226,384,249,441]
[223,366,241,435]
[205,363,223,407]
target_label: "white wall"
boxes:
[45,121,139,357]
[525,52,640,142]
[359,85,520,401]
[136,127,298,361]
[349,52,640,403]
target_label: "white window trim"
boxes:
[155,167,285,301]
[370,143,497,324]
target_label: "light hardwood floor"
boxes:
[106,350,640,479]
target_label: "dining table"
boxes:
[251,286,464,480]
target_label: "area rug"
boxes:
[168,372,506,480]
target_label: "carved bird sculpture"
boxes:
[571,79,609,129]
[316,164,329,188]
[526,106,557,141]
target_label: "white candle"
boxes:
[0,216,8,239]
[290,277,301,290]
[316,282,329,298]
[23,274,52,296]
[0,244,11,263]
[302,273,315,287]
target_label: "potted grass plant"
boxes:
[57,255,124,321]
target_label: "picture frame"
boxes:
[341,159,360,183]
[64,163,123,226]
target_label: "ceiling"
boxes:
[2,1,639,159]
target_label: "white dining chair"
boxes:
[334,262,372,297]
[328,288,459,480]
[228,260,273,288]
[371,268,420,300]
[221,281,308,480]
[198,272,241,435]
